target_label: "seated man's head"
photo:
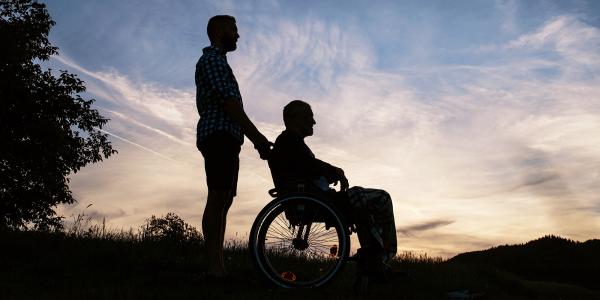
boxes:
[283,100,316,138]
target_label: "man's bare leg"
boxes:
[203,189,234,277]
[219,193,234,267]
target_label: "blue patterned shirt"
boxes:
[195,46,244,145]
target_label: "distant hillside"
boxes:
[451,235,600,290]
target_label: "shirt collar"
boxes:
[203,45,227,57]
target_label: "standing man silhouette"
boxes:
[196,15,271,278]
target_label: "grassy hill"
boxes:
[451,235,600,291]
[2,230,599,299]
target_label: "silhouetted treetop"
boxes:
[0,0,116,230]
[1,0,56,64]
[141,213,203,242]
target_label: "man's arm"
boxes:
[223,99,270,159]
[200,55,271,159]
[312,158,348,191]
[280,137,348,190]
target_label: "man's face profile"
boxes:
[294,106,316,137]
[219,21,239,52]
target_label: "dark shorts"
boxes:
[198,132,242,196]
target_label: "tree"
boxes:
[141,213,203,242]
[0,0,116,230]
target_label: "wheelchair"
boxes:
[249,183,355,288]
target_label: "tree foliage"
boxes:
[141,213,203,242]
[0,0,116,230]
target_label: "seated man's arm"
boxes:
[271,132,348,191]
[300,153,349,192]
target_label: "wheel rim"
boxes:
[254,196,347,288]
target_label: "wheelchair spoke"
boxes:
[273,215,292,234]
[266,226,291,240]
[271,215,294,234]
[308,229,338,241]
[275,213,290,228]
[307,227,333,241]
[267,222,291,236]
[265,239,289,245]
[306,223,327,236]
[311,237,339,244]
[309,236,338,245]
[265,234,292,241]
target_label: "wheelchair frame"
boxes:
[249,188,354,288]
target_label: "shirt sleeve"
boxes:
[198,54,240,104]
[310,158,339,183]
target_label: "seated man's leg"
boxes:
[346,187,397,263]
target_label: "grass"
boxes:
[2,219,599,299]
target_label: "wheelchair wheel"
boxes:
[249,194,350,288]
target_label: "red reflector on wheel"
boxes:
[330,244,338,257]
[281,271,297,282]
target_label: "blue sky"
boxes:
[45,0,600,257]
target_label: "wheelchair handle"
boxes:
[268,188,279,197]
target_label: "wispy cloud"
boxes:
[98,129,176,161]
[495,0,519,34]
[54,55,197,143]
[397,220,455,237]
[476,15,600,66]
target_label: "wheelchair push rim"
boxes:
[250,195,350,288]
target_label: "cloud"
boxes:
[397,220,455,237]
[98,129,176,162]
[504,15,600,58]
[496,0,519,34]
[233,17,375,101]
[54,55,196,145]
[476,15,600,67]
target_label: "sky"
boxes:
[44,0,600,258]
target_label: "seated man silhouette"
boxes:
[268,100,398,276]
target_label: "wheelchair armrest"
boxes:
[268,181,306,198]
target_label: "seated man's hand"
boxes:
[333,167,349,192]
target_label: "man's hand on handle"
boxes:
[254,137,273,160]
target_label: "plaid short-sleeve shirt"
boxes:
[195,46,244,145]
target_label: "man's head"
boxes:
[283,100,315,138]
[207,15,239,52]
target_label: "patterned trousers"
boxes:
[346,186,397,263]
